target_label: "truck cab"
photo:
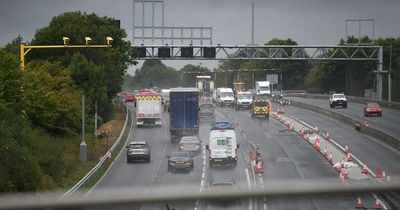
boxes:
[255,81,271,96]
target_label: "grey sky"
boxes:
[1,0,399,73]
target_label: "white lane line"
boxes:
[195,145,207,209]
[145,119,169,192]
[245,168,253,210]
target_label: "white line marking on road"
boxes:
[245,168,253,210]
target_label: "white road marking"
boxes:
[245,168,253,210]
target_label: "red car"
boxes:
[124,93,135,102]
[364,102,382,117]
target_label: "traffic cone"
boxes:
[361,162,368,174]
[376,166,381,178]
[374,198,382,209]
[346,153,353,162]
[364,119,369,127]
[345,145,350,154]
[325,131,330,140]
[340,160,345,168]
[323,146,328,156]
[328,153,333,163]
[314,126,319,134]
[314,136,320,150]
[289,121,293,130]
[356,197,364,209]
[382,171,387,181]
[299,127,304,136]
[305,133,310,141]
[106,149,112,163]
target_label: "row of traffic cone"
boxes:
[356,196,382,209]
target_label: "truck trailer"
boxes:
[169,88,199,142]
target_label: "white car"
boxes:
[329,93,347,108]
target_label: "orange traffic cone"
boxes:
[314,136,320,150]
[374,198,382,209]
[347,153,353,162]
[356,197,364,209]
[323,146,328,156]
[106,149,112,163]
[314,126,319,134]
[382,171,387,181]
[325,131,331,140]
[345,145,350,154]
[328,153,333,163]
[376,166,381,178]
[362,162,368,174]
[299,127,304,136]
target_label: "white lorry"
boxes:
[206,122,239,167]
[255,81,271,95]
[216,88,235,107]
[135,90,163,126]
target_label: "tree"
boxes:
[126,60,179,90]
[23,60,82,136]
[179,64,210,87]
[27,11,136,121]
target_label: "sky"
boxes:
[1,0,399,74]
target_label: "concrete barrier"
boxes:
[289,100,400,151]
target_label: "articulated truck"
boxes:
[169,88,199,142]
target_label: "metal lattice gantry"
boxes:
[132,0,213,45]
[134,44,380,61]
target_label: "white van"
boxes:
[216,88,234,106]
[206,124,239,166]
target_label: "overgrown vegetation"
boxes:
[0,11,134,192]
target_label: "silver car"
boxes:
[126,141,151,163]
[178,136,201,154]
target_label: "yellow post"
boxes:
[20,44,25,71]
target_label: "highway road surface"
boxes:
[84,101,400,210]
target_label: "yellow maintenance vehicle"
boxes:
[251,97,272,118]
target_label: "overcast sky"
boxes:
[1,0,399,73]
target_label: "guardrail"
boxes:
[288,100,400,151]
[60,106,130,199]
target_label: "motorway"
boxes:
[89,101,400,210]
[287,97,400,140]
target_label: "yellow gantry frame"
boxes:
[19,44,112,71]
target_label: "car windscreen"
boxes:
[367,103,379,108]
[333,94,345,98]
[129,144,146,149]
[220,92,233,98]
[254,101,268,106]
[171,152,190,157]
[181,136,197,142]
[237,94,252,99]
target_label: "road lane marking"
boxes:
[245,168,253,210]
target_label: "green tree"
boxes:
[179,64,210,87]
[27,11,136,121]
[0,49,23,113]
[127,60,179,89]
[23,60,82,136]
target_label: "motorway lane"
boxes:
[222,107,357,209]
[283,105,400,177]
[287,97,400,140]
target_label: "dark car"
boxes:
[364,102,383,117]
[126,141,151,163]
[271,90,283,99]
[167,151,193,173]
[206,178,240,206]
